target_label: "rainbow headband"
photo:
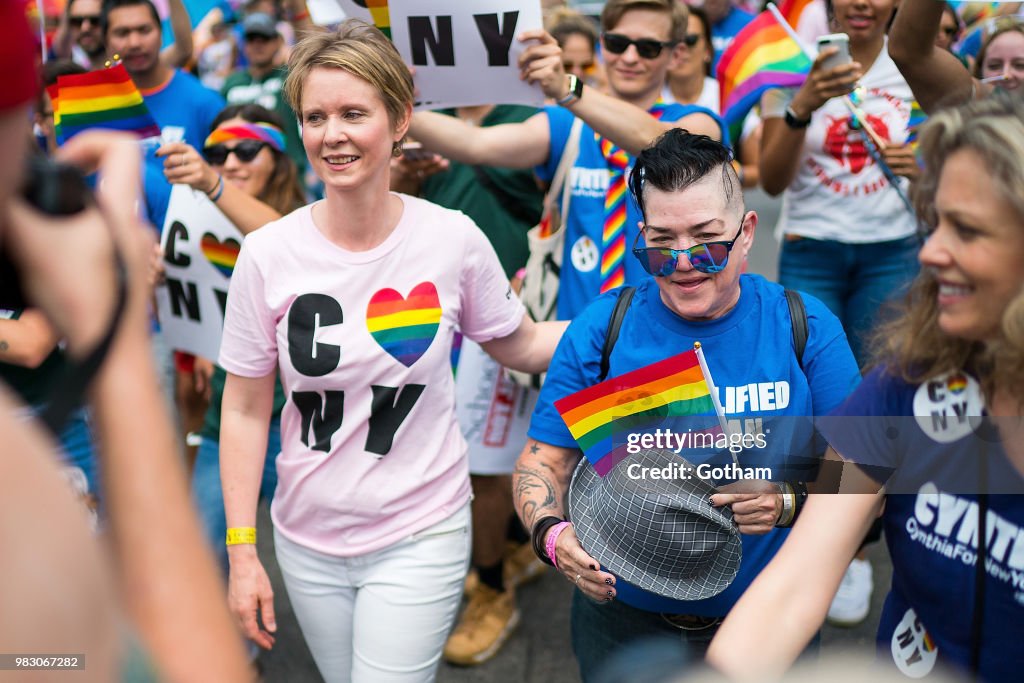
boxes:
[204,123,285,152]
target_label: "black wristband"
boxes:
[531,516,564,566]
[784,105,812,129]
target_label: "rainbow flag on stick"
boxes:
[51,63,161,145]
[717,0,814,144]
[556,347,727,477]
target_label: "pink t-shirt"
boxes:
[219,194,525,556]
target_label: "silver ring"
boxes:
[575,573,582,586]
[179,154,186,167]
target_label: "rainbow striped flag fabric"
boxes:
[555,349,719,477]
[717,1,813,144]
[51,64,161,145]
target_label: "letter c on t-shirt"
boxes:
[288,293,343,377]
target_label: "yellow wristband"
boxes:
[226,527,257,546]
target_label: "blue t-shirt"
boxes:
[537,104,725,321]
[711,6,757,74]
[821,367,1024,682]
[529,275,860,615]
[142,70,225,230]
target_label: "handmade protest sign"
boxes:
[335,0,545,109]
[155,185,243,361]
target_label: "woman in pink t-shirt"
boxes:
[217,20,566,683]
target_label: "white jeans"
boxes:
[273,503,471,683]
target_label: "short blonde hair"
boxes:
[601,0,688,43]
[284,19,414,129]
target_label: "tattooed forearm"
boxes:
[514,462,558,529]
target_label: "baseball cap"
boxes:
[243,13,279,39]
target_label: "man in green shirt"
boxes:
[220,13,306,175]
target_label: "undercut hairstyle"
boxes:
[101,0,161,36]
[873,92,1024,405]
[284,19,413,131]
[601,0,689,43]
[628,129,741,222]
[210,104,307,215]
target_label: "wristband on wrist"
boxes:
[206,173,224,202]
[775,483,796,527]
[531,515,564,566]
[546,521,572,569]
[556,74,583,106]
[784,104,812,129]
[226,526,256,545]
[791,480,809,522]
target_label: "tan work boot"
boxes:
[503,541,548,589]
[443,583,520,666]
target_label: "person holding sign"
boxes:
[708,93,1024,683]
[410,0,726,322]
[514,131,860,682]
[157,103,305,582]
[218,20,566,683]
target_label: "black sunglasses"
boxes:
[70,14,101,27]
[203,140,270,165]
[632,221,745,276]
[603,32,678,59]
[681,33,701,47]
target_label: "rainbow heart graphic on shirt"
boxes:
[366,282,442,367]
[200,233,241,277]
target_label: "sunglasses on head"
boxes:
[203,140,270,165]
[603,32,677,59]
[632,221,745,276]
[70,14,100,27]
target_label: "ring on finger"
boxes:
[180,154,186,167]
[575,573,582,586]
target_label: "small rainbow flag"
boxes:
[366,282,442,367]
[365,0,390,38]
[51,63,161,145]
[555,349,720,477]
[717,3,813,144]
[904,100,927,162]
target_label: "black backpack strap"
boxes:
[598,287,636,382]
[784,289,808,370]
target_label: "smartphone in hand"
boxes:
[402,141,437,162]
[817,33,851,71]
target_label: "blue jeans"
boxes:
[192,418,281,575]
[779,235,920,367]
[571,589,820,683]
[570,589,717,683]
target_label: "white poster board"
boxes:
[155,184,244,361]
[335,0,545,109]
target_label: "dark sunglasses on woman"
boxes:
[203,140,270,165]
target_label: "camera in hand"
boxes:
[0,155,93,310]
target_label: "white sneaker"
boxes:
[827,558,873,627]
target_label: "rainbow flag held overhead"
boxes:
[555,349,721,477]
[52,64,161,145]
[717,4,813,145]
[365,0,390,38]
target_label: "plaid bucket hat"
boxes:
[568,448,742,601]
